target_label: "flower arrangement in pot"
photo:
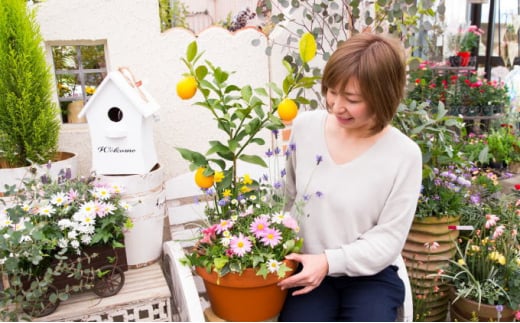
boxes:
[448,25,484,66]
[0,163,133,321]
[438,192,520,321]
[174,34,320,321]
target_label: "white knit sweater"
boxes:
[285,109,422,277]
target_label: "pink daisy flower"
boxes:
[250,216,270,238]
[261,228,282,247]
[485,214,499,229]
[230,233,252,257]
[217,219,234,234]
[282,215,299,232]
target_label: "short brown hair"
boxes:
[321,33,406,133]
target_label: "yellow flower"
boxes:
[469,244,480,254]
[457,258,466,266]
[242,174,253,185]
[240,185,251,193]
[214,171,225,183]
[489,251,506,265]
[222,189,232,197]
[85,86,96,95]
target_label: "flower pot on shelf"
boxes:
[457,51,472,67]
[0,151,78,197]
[402,215,461,322]
[449,288,516,322]
[195,260,297,322]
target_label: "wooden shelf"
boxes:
[34,263,172,322]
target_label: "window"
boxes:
[51,44,107,123]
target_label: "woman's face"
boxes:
[326,78,374,132]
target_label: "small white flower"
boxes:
[50,192,68,206]
[58,238,69,248]
[70,240,80,249]
[80,234,92,245]
[19,235,32,243]
[271,212,286,224]
[38,205,55,217]
[266,259,281,273]
[93,187,111,200]
[67,230,78,240]
[119,201,132,211]
[79,201,96,215]
[110,184,123,194]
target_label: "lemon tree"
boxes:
[176,33,318,193]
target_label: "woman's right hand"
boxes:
[277,253,328,296]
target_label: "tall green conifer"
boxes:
[0,0,60,167]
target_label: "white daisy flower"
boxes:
[93,187,111,200]
[50,192,68,206]
[266,259,281,273]
[38,205,55,217]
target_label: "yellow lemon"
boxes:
[277,98,298,122]
[176,76,197,100]
[194,167,214,189]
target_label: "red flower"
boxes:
[514,184,520,191]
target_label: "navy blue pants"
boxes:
[278,265,404,322]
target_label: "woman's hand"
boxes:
[277,253,328,296]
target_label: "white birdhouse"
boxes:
[78,68,160,175]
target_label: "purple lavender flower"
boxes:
[265,149,273,157]
[316,155,323,165]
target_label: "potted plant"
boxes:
[174,34,319,321]
[438,192,520,321]
[449,25,484,66]
[393,100,471,320]
[0,0,77,195]
[0,163,133,321]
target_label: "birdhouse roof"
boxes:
[78,68,160,118]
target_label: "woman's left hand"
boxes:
[277,253,328,296]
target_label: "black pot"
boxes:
[449,56,461,67]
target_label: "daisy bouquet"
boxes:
[0,164,132,319]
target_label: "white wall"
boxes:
[35,0,278,182]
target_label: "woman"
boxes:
[278,33,422,322]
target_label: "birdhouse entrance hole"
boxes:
[108,107,123,122]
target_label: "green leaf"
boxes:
[241,85,252,103]
[175,147,207,165]
[186,41,197,62]
[195,65,208,80]
[206,140,233,156]
[239,154,267,167]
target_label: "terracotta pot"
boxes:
[403,215,461,322]
[196,260,296,321]
[450,288,516,322]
